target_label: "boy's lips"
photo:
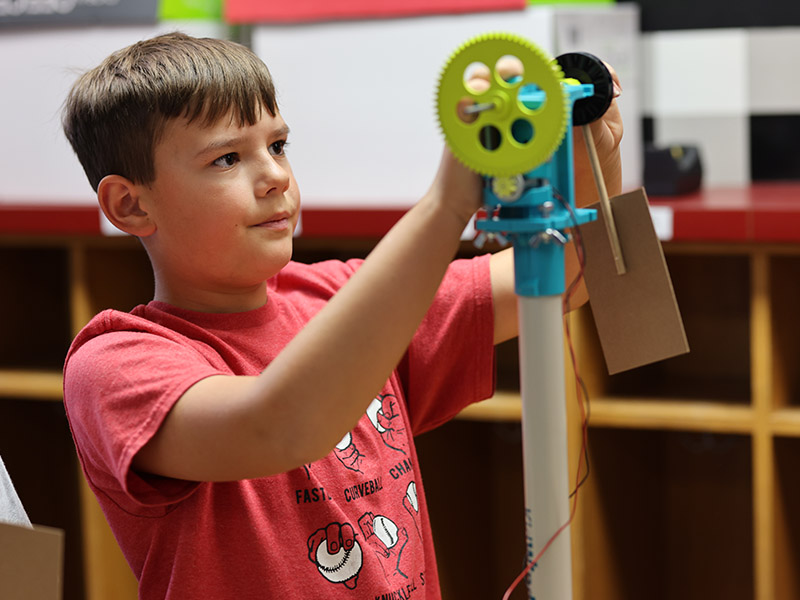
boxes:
[253,213,292,230]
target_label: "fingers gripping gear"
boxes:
[436,32,569,177]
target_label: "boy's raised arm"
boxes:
[134,65,623,484]
[133,150,483,482]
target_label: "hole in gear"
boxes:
[511,119,534,144]
[495,54,524,83]
[479,125,502,151]
[457,96,478,124]
[463,62,490,93]
[518,83,547,112]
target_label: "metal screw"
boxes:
[540,201,555,218]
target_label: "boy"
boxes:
[62,32,621,599]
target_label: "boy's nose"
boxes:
[255,154,290,197]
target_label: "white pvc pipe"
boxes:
[518,294,572,600]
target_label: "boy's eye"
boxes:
[213,153,238,168]
[270,140,288,156]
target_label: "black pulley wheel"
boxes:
[556,52,614,126]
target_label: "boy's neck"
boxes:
[153,280,270,314]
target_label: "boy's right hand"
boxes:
[430,56,524,225]
[426,149,483,226]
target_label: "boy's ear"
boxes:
[97,175,156,237]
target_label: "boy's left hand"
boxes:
[579,62,624,160]
[572,62,624,204]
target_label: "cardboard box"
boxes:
[0,521,64,600]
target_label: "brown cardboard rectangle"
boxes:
[0,522,64,600]
[579,188,689,374]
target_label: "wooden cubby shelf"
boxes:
[0,369,63,401]
[444,241,800,599]
[3,226,800,599]
[582,427,755,599]
[771,409,800,437]
[773,436,800,599]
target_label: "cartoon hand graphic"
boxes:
[357,513,389,558]
[307,522,362,589]
[308,522,355,560]
[403,482,422,540]
[367,395,408,455]
[334,432,364,472]
[358,513,410,582]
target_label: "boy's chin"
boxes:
[262,251,294,278]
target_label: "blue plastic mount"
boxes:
[476,82,598,297]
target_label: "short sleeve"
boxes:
[64,326,225,509]
[400,254,496,434]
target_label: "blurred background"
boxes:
[2,2,800,600]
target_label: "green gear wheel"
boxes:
[436,32,569,177]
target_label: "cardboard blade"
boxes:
[579,188,689,375]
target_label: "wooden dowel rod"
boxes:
[583,125,626,275]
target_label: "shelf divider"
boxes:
[0,369,63,401]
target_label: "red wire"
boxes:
[501,226,589,600]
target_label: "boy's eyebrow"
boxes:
[196,136,245,158]
[195,124,291,159]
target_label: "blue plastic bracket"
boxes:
[476,82,598,297]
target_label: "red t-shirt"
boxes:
[64,257,495,599]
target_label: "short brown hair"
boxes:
[62,32,278,191]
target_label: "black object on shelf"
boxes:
[644,144,703,196]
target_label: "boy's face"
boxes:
[138,106,300,310]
